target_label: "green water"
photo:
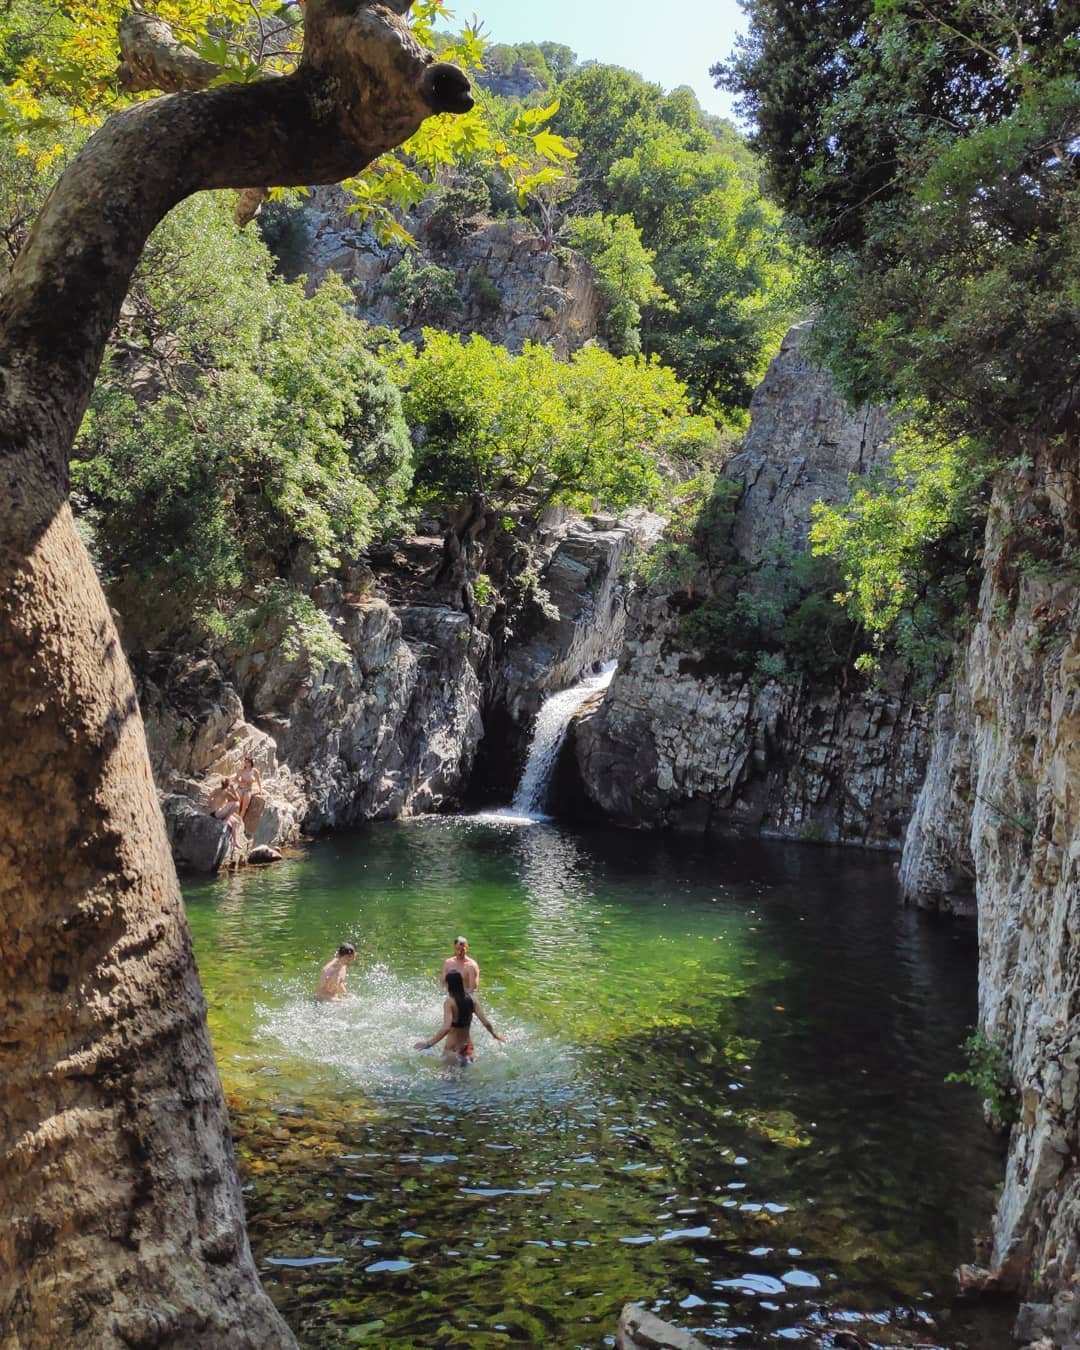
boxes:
[184,818,1008,1348]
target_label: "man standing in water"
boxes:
[316,943,356,1002]
[440,936,479,993]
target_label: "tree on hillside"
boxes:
[0,4,471,1344]
[608,128,800,414]
[73,195,413,655]
[714,0,1079,656]
[546,60,801,418]
[399,329,715,516]
[566,212,666,356]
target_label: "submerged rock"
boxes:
[247,845,283,865]
[616,1303,707,1350]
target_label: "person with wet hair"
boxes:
[316,942,356,1003]
[415,969,505,1063]
[440,935,479,992]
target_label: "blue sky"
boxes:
[437,0,748,122]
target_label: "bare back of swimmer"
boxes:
[415,970,504,1060]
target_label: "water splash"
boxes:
[510,662,616,818]
[259,964,575,1107]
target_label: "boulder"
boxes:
[616,1304,707,1350]
[246,845,283,865]
[161,795,233,875]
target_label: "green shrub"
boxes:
[72,196,411,649]
[380,256,461,324]
[216,580,351,669]
[468,267,502,314]
[946,1031,1019,1129]
[256,200,312,275]
[396,329,714,518]
[427,179,491,248]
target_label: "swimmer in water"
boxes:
[315,943,356,1002]
[414,970,505,1062]
[440,935,479,993]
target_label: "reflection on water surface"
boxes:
[184,820,1010,1348]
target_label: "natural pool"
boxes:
[184,819,1009,1348]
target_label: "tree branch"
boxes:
[117,12,224,93]
[0,0,473,548]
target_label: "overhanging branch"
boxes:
[117,12,223,93]
[0,0,473,540]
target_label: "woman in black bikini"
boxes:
[414,970,505,1062]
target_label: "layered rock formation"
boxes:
[573,324,927,848]
[899,439,1080,1338]
[145,517,638,870]
[471,511,661,802]
[302,191,602,358]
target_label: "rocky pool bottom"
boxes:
[183,820,1013,1348]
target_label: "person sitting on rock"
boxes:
[235,754,263,823]
[207,776,244,852]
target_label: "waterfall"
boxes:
[510,663,616,818]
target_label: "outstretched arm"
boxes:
[415,999,454,1050]
[473,1003,506,1044]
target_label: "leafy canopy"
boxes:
[0,0,575,244]
[397,329,716,516]
[717,0,1080,661]
[72,195,411,652]
[545,60,802,420]
[566,213,666,357]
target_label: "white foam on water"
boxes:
[259,963,577,1108]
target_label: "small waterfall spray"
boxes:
[510,663,616,818]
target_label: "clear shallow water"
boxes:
[184,819,1009,1348]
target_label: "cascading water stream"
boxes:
[510,661,616,818]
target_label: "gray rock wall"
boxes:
[456,512,650,805]
[141,594,488,870]
[900,444,1080,1334]
[574,324,926,848]
[303,192,602,358]
[143,517,644,869]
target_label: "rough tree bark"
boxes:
[0,5,471,1344]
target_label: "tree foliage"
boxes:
[717,0,1080,659]
[809,421,989,679]
[566,212,666,356]
[72,195,411,651]
[397,329,715,516]
[544,61,802,419]
[607,127,800,416]
[0,0,574,246]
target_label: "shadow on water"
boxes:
[184,821,1013,1349]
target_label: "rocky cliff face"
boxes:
[302,191,602,358]
[573,324,928,848]
[143,517,638,870]
[899,439,1080,1339]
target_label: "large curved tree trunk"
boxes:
[0,5,470,1342]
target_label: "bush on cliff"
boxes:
[716,0,1080,662]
